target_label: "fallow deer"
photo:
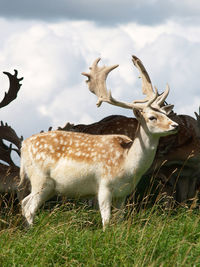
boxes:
[0,70,29,203]
[0,123,30,203]
[20,57,178,229]
[0,163,28,202]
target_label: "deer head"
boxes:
[82,57,178,137]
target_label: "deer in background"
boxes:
[0,122,30,203]
[62,56,200,207]
[0,71,30,203]
[20,57,178,229]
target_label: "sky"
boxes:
[0,0,200,144]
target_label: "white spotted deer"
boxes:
[20,57,178,229]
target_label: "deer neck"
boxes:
[125,124,159,182]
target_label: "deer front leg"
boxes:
[98,183,112,231]
[112,196,126,222]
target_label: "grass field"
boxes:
[0,196,200,267]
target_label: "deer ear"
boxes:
[133,108,142,121]
[161,104,174,115]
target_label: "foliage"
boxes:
[0,198,200,266]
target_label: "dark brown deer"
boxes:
[0,71,30,203]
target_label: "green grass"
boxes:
[0,199,200,266]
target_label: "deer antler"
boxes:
[194,107,200,135]
[132,55,174,114]
[0,121,23,151]
[82,57,168,111]
[132,55,154,99]
[82,58,122,107]
[0,69,23,166]
[0,141,15,166]
[0,70,23,108]
[0,122,23,166]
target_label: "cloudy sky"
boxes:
[0,0,200,143]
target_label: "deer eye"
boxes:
[149,116,157,121]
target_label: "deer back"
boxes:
[21,130,133,179]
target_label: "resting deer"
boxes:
[0,163,29,202]
[0,123,30,202]
[20,57,178,229]
[0,70,30,203]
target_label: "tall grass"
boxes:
[0,196,200,266]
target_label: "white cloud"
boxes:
[0,18,199,143]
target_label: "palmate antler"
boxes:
[82,58,122,108]
[0,122,23,166]
[132,55,154,99]
[0,69,23,108]
[0,121,22,151]
[131,56,174,114]
[82,57,170,112]
[0,69,23,166]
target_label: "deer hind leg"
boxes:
[98,183,112,231]
[22,176,55,225]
